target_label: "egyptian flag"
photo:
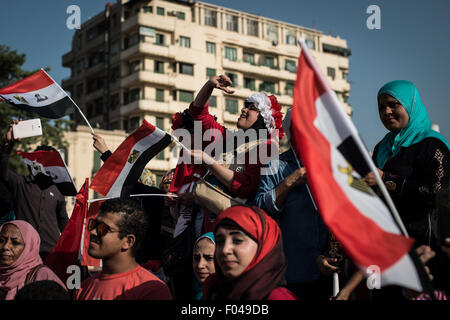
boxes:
[290,39,427,292]
[17,150,77,196]
[90,120,172,198]
[0,69,74,119]
[44,179,90,283]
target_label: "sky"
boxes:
[0,0,449,151]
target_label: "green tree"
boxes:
[0,44,72,174]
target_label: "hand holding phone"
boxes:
[12,119,42,139]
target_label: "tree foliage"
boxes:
[0,44,72,174]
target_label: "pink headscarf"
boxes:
[0,220,43,300]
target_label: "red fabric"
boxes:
[17,150,66,167]
[267,287,298,300]
[291,43,414,272]
[74,265,172,300]
[44,179,89,283]
[0,69,53,94]
[141,260,162,272]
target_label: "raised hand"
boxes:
[209,75,235,94]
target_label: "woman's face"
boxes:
[215,226,258,279]
[237,103,260,130]
[378,94,410,133]
[0,224,25,267]
[192,238,216,283]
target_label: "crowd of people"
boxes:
[0,75,449,301]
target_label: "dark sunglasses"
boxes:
[244,101,258,111]
[87,218,120,237]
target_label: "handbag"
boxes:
[192,176,245,215]
[162,206,197,278]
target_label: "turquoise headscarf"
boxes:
[193,232,216,300]
[375,80,450,168]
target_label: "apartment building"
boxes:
[61,0,352,207]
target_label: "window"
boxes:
[156,88,164,102]
[209,96,217,108]
[76,83,83,98]
[206,41,216,54]
[225,72,238,87]
[204,9,217,27]
[124,33,139,49]
[179,36,191,48]
[285,59,297,73]
[225,99,238,114]
[266,23,278,42]
[286,29,297,45]
[111,41,120,56]
[225,14,238,32]
[244,77,255,90]
[130,116,140,131]
[179,63,194,75]
[129,88,141,103]
[157,7,165,16]
[95,98,103,115]
[247,19,258,36]
[343,94,349,104]
[155,33,165,46]
[111,66,120,83]
[224,47,237,61]
[179,90,194,102]
[111,94,119,110]
[327,67,336,80]
[342,70,348,80]
[264,56,275,68]
[177,12,185,20]
[260,81,275,93]
[129,60,141,74]
[143,6,153,13]
[76,59,85,74]
[154,60,164,74]
[206,68,216,78]
[285,81,294,96]
[156,116,164,130]
[243,52,255,65]
[305,33,316,50]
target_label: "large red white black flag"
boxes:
[90,120,172,198]
[0,69,74,119]
[17,150,77,196]
[290,39,424,291]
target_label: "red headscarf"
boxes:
[204,206,287,300]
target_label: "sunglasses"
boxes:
[87,218,120,237]
[244,101,259,111]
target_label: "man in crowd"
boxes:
[74,198,172,300]
[0,120,68,259]
[252,109,329,299]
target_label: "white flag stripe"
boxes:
[379,254,422,292]
[107,128,167,197]
[330,147,403,235]
[0,82,67,107]
[22,158,72,184]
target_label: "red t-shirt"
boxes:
[74,265,172,300]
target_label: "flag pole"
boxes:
[41,69,95,134]
[87,193,178,203]
[295,39,409,237]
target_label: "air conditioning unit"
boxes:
[168,10,178,16]
[272,40,278,46]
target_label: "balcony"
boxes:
[120,99,169,116]
[62,52,74,67]
[120,42,175,61]
[222,59,292,80]
[121,70,177,88]
[121,13,175,34]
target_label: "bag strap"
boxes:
[24,264,47,286]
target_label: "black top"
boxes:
[0,145,68,257]
[372,137,450,244]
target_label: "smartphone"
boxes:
[12,119,42,139]
[436,189,450,246]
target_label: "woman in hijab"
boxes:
[0,220,66,300]
[203,206,297,300]
[192,232,216,300]
[364,80,450,246]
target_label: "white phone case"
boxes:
[12,119,43,139]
